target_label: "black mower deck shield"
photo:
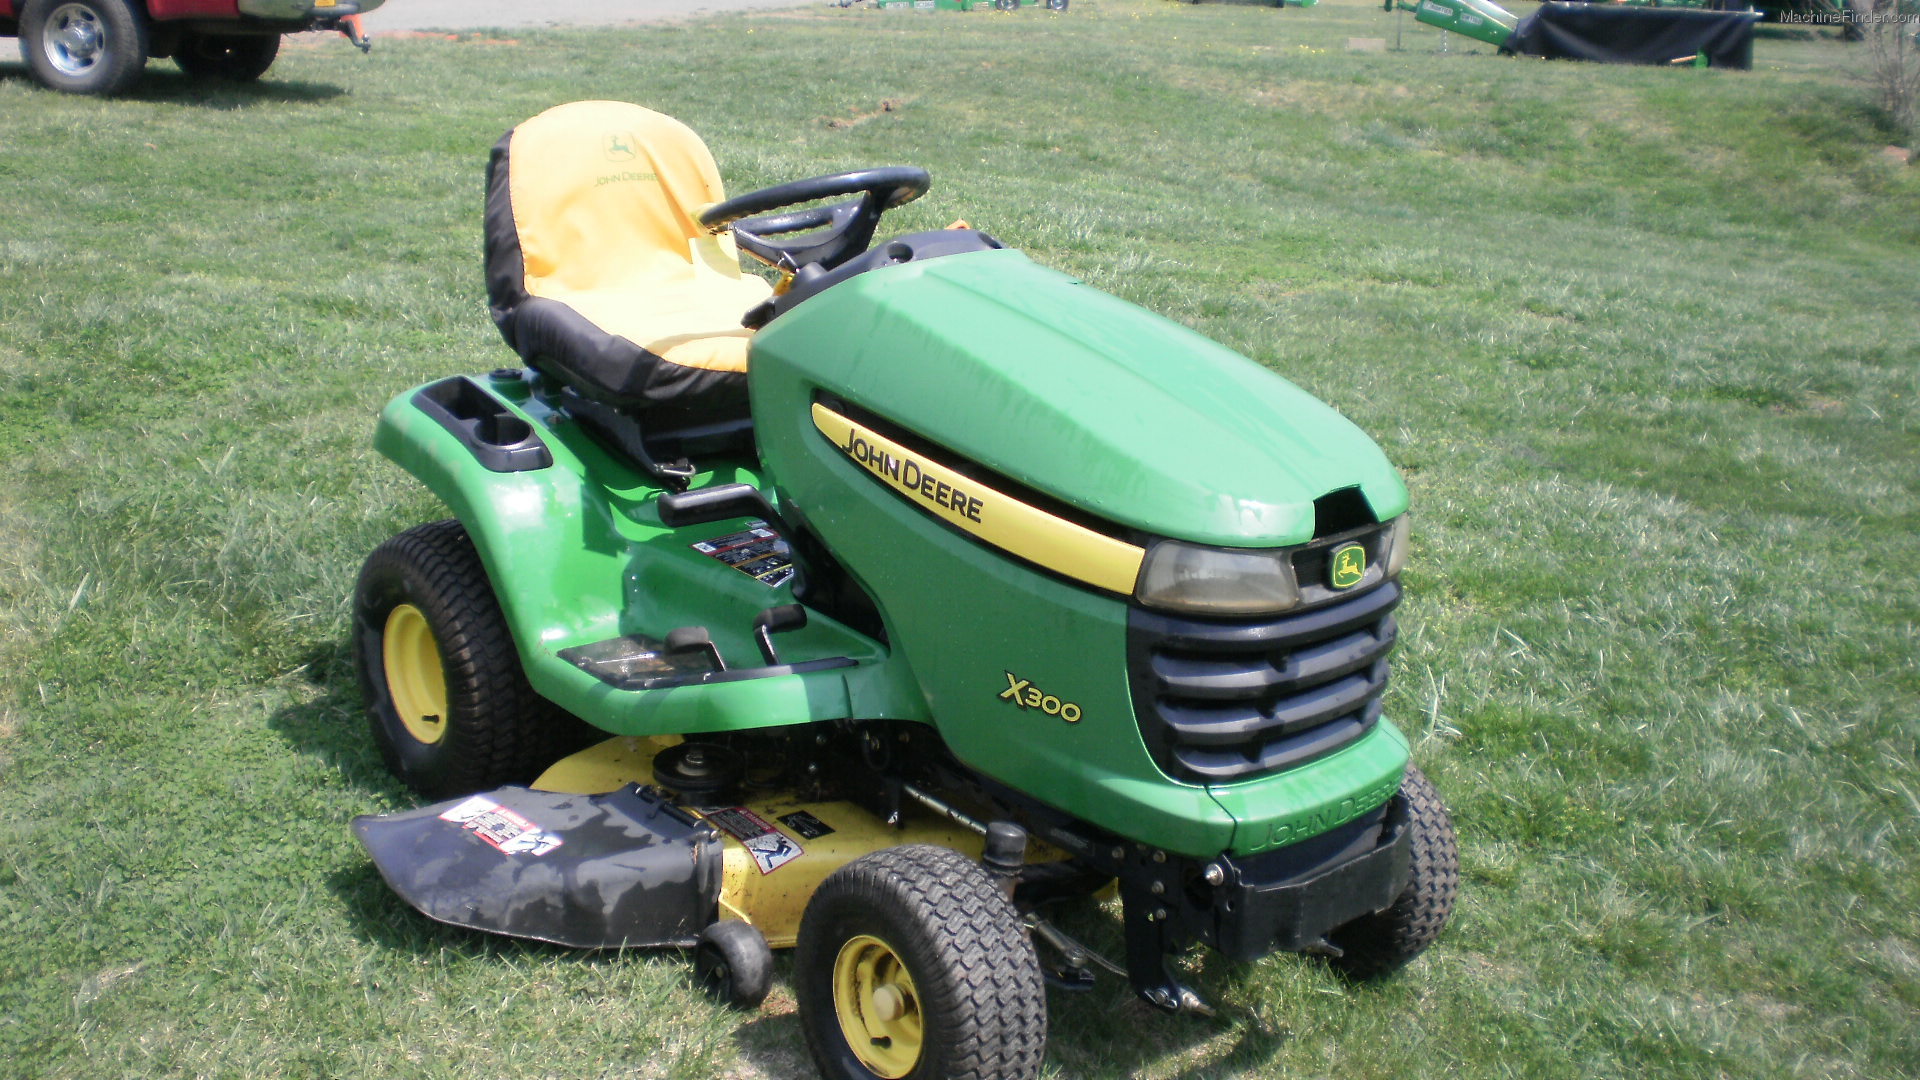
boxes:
[1511,4,1759,69]
[353,785,723,948]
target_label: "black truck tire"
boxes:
[19,0,148,97]
[1326,765,1459,979]
[353,519,583,799]
[796,845,1047,1080]
[174,31,279,81]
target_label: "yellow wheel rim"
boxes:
[382,604,449,745]
[832,934,923,1078]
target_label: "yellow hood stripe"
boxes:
[811,404,1145,595]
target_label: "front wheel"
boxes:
[19,0,148,96]
[1325,765,1460,979]
[796,846,1047,1080]
[353,519,582,799]
[174,31,279,82]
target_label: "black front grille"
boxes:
[1127,548,1400,785]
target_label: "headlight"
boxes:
[1135,541,1301,615]
[1382,515,1410,577]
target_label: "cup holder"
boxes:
[413,376,554,473]
[475,412,534,448]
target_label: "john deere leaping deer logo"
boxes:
[603,132,637,162]
[1330,543,1367,590]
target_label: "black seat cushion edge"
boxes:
[484,128,531,356]
[509,297,749,420]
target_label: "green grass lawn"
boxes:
[1,0,1916,1076]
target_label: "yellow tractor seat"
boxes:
[484,101,773,421]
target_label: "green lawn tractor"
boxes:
[350,100,1458,1080]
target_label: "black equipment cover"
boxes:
[1511,4,1760,69]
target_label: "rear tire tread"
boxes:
[355,519,584,797]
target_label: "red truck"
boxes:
[2,0,380,95]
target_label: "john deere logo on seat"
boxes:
[1330,544,1366,590]
[603,133,636,162]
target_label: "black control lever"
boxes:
[665,627,725,672]
[752,604,807,665]
[658,483,781,529]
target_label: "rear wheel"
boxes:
[19,0,147,96]
[796,846,1046,1080]
[353,519,582,799]
[1326,765,1459,979]
[174,31,279,82]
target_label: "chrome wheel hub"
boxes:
[44,5,106,77]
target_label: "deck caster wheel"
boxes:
[1046,0,1068,10]
[696,920,774,1009]
[796,845,1046,1080]
[353,519,583,799]
[1325,765,1459,979]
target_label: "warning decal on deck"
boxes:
[778,810,836,839]
[701,806,804,875]
[438,795,565,856]
[690,521,795,589]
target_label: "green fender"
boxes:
[371,378,925,736]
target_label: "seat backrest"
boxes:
[486,101,752,311]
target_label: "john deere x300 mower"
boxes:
[350,101,1458,1080]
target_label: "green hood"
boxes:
[754,248,1405,548]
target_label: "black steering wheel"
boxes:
[698,167,930,273]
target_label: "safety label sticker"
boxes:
[701,806,805,875]
[778,810,836,839]
[691,521,794,589]
[438,795,565,856]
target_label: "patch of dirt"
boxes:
[1771,392,1847,417]
[1456,949,1529,982]
[1734,992,1801,1023]
[74,960,149,1009]
[824,97,912,130]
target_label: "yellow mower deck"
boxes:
[533,736,1045,948]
